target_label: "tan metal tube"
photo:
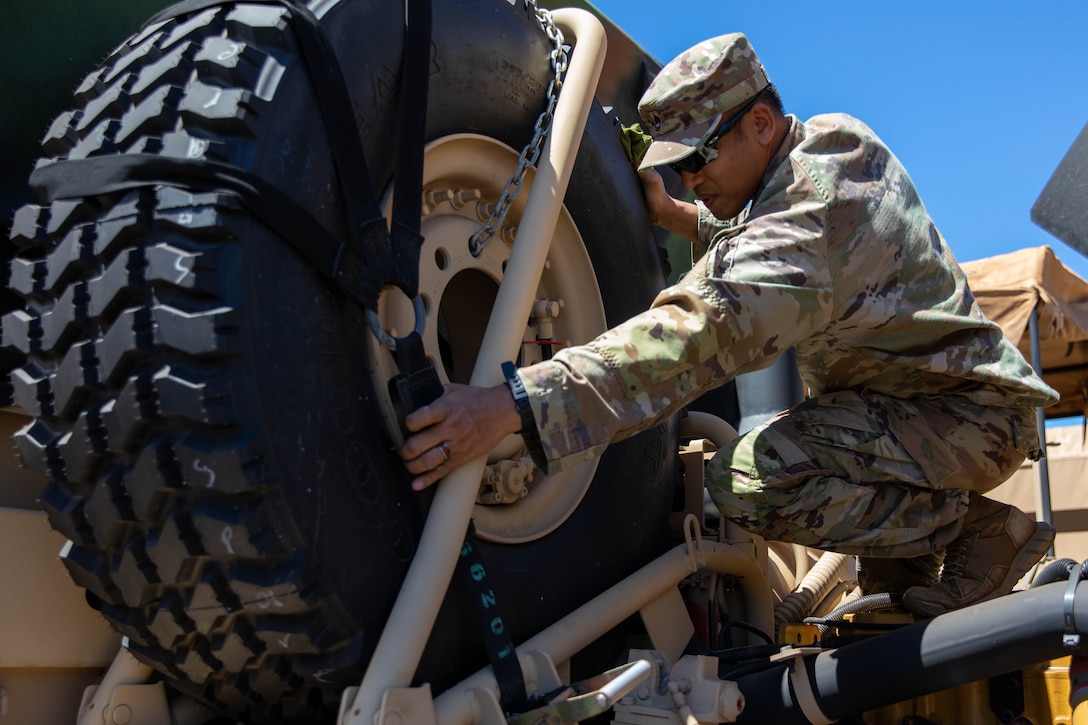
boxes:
[469,7,607,373]
[344,10,607,724]
[678,410,739,448]
[433,540,773,725]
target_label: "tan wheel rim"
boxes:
[368,134,608,543]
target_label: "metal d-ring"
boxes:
[367,295,427,351]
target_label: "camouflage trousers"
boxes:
[704,389,1040,558]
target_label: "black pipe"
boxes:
[734,580,1088,723]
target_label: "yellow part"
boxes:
[774,612,1078,724]
[779,623,821,647]
[862,657,1074,725]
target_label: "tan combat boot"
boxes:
[857,551,944,596]
[902,493,1055,617]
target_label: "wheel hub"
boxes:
[368,134,608,543]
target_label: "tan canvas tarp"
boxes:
[961,245,1088,419]
[961,246,1088,556]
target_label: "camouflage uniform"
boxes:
[516,37,1058,557]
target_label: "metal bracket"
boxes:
[1064,560,1086,648]
[769,647,832,725]
[76,645,216,725]
[79,683,170,725]
[612,650,745,724]
[339,684,439,725]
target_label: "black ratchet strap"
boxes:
[456,522,529,714]
[387,331,444,436]
[31,153,384,309]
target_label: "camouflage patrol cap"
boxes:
[637,33,770,171]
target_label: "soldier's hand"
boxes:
[638,168,672,227]
[399,383,521,491]
[638,168,700,241]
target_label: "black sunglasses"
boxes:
[667,95,762,176]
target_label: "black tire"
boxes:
[0,247,17,406]
[3,0,677,721]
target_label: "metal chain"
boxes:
[468,6,568,256]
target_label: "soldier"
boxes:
[400,33,1057,616]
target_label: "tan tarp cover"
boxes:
[961,245,1088,419]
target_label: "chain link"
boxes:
[468,7,568,256]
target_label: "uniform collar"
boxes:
[753,115,804,203]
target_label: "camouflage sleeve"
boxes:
[696,200,729,258]
[520,178,834,474]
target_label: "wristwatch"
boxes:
[502,361,535,435]
[501,362,545,466]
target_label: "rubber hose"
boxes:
[805,592,903,635]
[773,552,851,633]
[820,592,902,620]
[1032,558,1078,588]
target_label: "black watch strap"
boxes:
[501,362,546,469]
[502,361,536,435]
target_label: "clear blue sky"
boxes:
[590,0,1088,280]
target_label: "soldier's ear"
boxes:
[750,104,776,145]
